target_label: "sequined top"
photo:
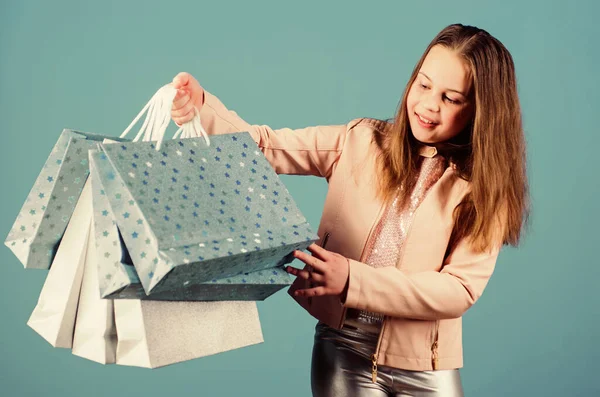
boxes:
[344,153,447,332]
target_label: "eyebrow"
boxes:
[418,72,467,97]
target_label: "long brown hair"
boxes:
[373,23,529,252]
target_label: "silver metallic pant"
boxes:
[311,323,464,397]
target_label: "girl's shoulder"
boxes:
[347,117,392,134]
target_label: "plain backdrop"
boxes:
[1,1,598,396]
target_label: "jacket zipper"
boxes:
[371,168,451,380]
[372,321,386,382]
[333,199,388,329]
[371,353,379,383]
[431,320,440,370]
[354,201,388,382]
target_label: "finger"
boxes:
[173,89,187,102]
[172,108,196,126]
[293,250,326,273]
[293,286,328,298]
[172,93,191,111]
[285,266,324,283]
[307,243,332,260]
[171,100,195,119]
[285,266,311,280]
[172,72,190,90]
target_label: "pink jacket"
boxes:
[198,90,502,374]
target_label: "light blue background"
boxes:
[1,0,598,396]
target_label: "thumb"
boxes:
[172,72,191,90]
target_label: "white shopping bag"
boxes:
[27,180,93,348]
[71,223,117,364]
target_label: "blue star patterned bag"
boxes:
[4,129,128,269]
[89,132,318,298]
[89,146,295,301]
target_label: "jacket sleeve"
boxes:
[343,231,503,321]
[198,90,347,178]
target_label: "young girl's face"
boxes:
[407,45,474,145]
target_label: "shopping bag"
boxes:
[114,299,263,369]
[26,179,93,347]
[5,129,126,269]
[89,145,293,300]
[4,82,209,270]
[89,133,318,297]
[66,84,215,361]
[71,220,117,364]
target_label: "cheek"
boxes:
[406,88,418,112]
[443,108,471,132]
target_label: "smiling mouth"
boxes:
[416,113,438,125]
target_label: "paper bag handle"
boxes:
[119,84,211,150]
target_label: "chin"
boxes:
[408,118,436,144]
[410,128,437,145]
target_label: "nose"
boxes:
[422,92,440,113]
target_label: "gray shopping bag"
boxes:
[113,299,263,369]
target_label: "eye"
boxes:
[419,83,429,89]
[444,95,460,105]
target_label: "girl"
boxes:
[171,23,528,397]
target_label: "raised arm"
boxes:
[171,72,348,178]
